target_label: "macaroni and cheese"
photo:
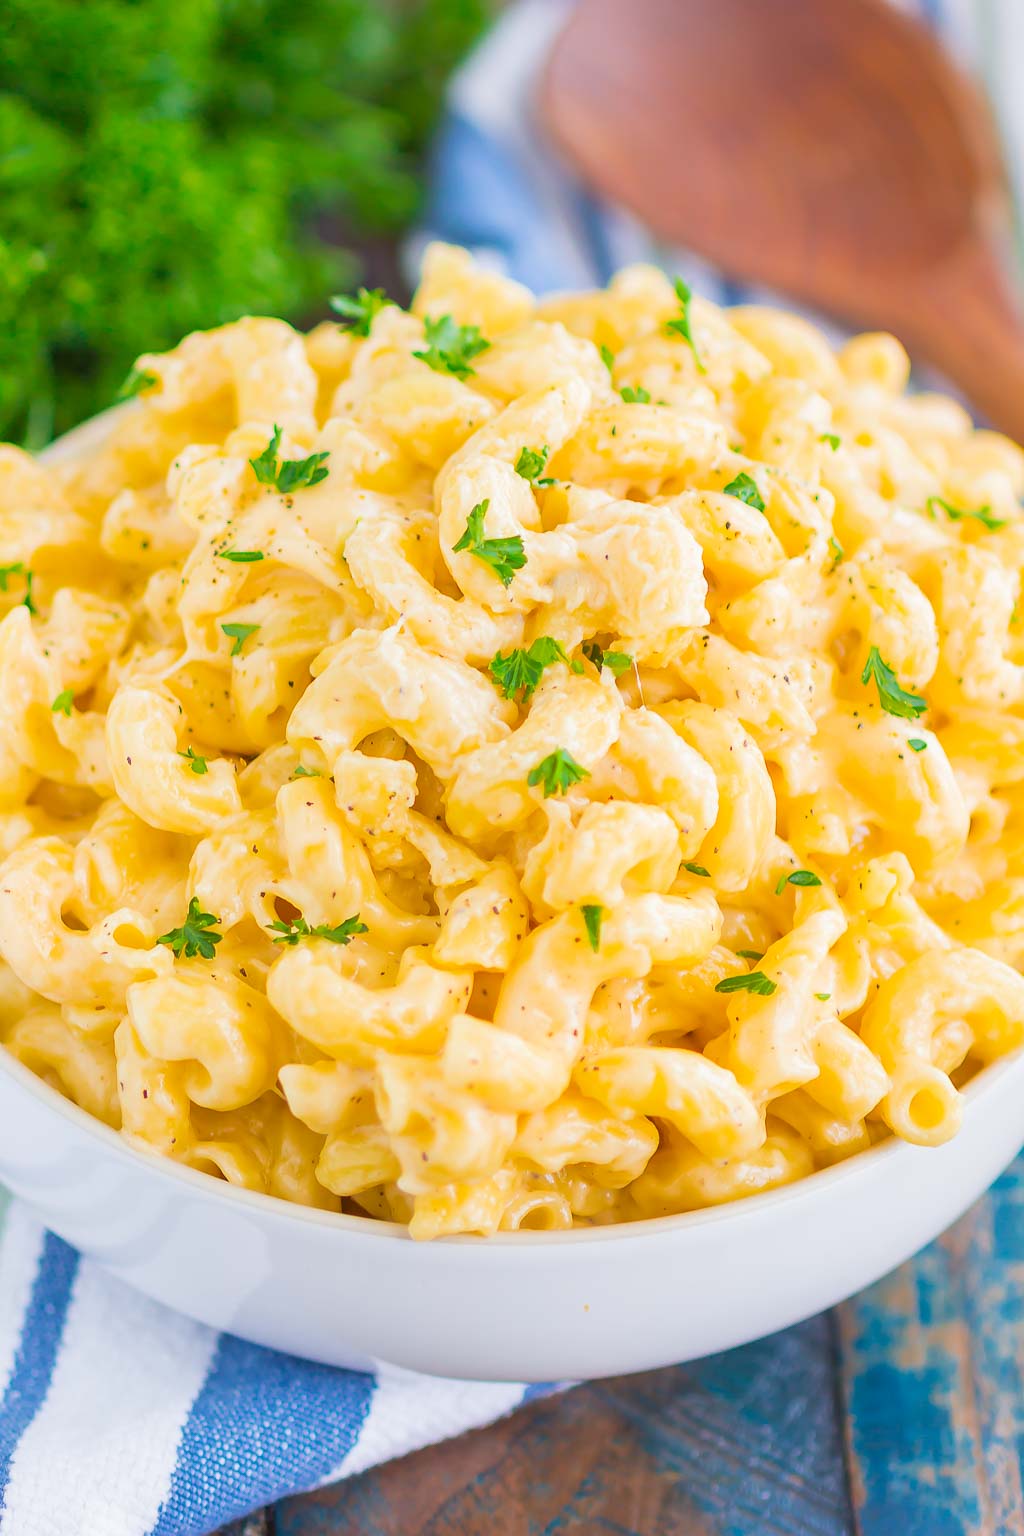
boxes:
[2,244,1023,1238]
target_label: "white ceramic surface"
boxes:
[1,1046,1022,1381]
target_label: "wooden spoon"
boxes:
[540,0,1024,440]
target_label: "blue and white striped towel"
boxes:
[1,2,1021,1532]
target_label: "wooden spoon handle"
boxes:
[901,238,1024,444]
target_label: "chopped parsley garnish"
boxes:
[218,548,265,563]
[270,914,368,946]
[250,425,329,493]
[581,639,633,676]
[664,276,704,372]
[452,499,526,588]
[489,637,571,700]
[814,992,832,1001]
[514,445,556,486]
[736,949,764,962]
[925,494,1005,532]
[723,472,765,512]
[620,384,650,404]
[0,562,36,614]
[860,646,927,720]
[157,897,222,960]
[290,764,322,779]
[527,748,590,798]
[581,904,603,952]
[179,746,208,775]
[51,688,73,717]
[775,870,822,895]
[828,536,845,572]
[820,433,841,450]
[330,287,394,336]
[908,738,928,753]
[118,365,157,400]
[599,343,615,375]
[221,621,260,657]
[682,861,710,878]
[715,971,777,997]
[413,314,490,379]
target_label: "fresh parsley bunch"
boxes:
[0,0,489,444]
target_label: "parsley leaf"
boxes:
[221,621,259,657]
[620,384,650,404]
[599,343,615,375]
[179,746,208,775]
[250,425,329,493]
[527,748,590,798]
[218,548,264,563]
[413,314,490,379]
[775,870,822,895]
[489,637,570,700]
[1,562,36,614]
[723,471,765,512]
[908,738,928,753]
[514,445,556,486]
[51,688,73,716]
[926,495,1006,532]
[736,949,764,962]
[330,287,394,336]
[828,535,845,572]
[581,639,633,676]
[290,764,322,779]
[270,914,368,946]
[715,971,777,996]
[814,992,832,1001]
[664,276,705,372]
[157,897,222,960]
[861,646,928,720]
[452,499,526,587]
[820,433,841,450]
[118,365,157,400]
[581,904,603,952]
[682,861,710,878]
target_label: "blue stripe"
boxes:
[149,1335,376,1536]
[719,275,750,307]
[422,112,597,294]
[0,1231,79,1514]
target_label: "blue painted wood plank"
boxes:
[276,1314,853,1535]
[837,1154,1024,1536]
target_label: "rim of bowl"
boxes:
[23,412,1024,1247]
[3,1043,1021,1247]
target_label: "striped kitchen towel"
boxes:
[1,2,1020,1533]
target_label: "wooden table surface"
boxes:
[218,1158,1024,1536]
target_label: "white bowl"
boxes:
[9,415,1023,1380]
[1,1046,1022,1381]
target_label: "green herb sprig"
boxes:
[861,646,927,720]
[664,277,704,371]
[723,472,765,512]
[158,898,222,960]
[452,500,526,587]
[414,314,490,378]
[527,748,590,798]
[715,971,777,997]
[270,914,367,946]
[330,287,394,336]
[250,426,329,493]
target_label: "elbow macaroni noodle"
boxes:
[1,243,1023,1238]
